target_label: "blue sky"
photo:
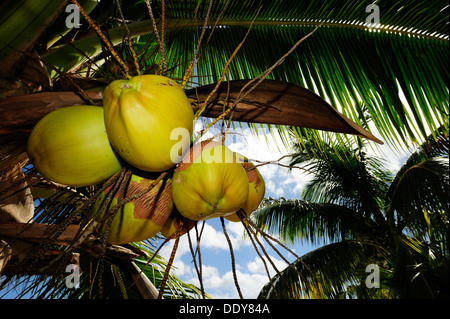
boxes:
[155,120,411,299]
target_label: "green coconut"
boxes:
[27,105,122,187]
[94,173,173,244]
[103,74,194,172]
[171,140,249,221]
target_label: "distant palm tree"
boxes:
[254,128,449,298]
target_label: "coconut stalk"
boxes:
[41,16,395,80]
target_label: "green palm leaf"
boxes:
[386,128,449,240]
[258,241,368,299]
[253,197,380,245]
[165,0,449,148]
[388,157,449,216]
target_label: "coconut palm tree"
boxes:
[0,0,448,298]
[254,127,449,298]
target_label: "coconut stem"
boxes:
[157,236,179,299]
[237,210,296,293]
[114,0,141,76]
[71,0,131,79]
[144,0,167,75]
[181,0,214,89]
[194,6,261,123]
[96,169,131,297]
[241,210,320,293]
[240,212,279,298]
[220,217,243,299]
[187,223,205,298]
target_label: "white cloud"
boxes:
[199,265,224,290]
[230,270,269,299]
[226,127,285,162]
[246,255,288,277]
[186,265,271,299]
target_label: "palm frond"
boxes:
[386,128,449,237]
[387,234,450,298]
[0,0,68,74]
[258,241,368,299]
[252,197,380,245]
[163,0,449,149]
[387,157,449,236]
[255,125,449,298]
[131,241,211,299]
[289,137,392,223]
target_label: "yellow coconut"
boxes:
[102,74,194,172]
[95,173,173,244]
[225,159,265,222]
[27,105,122,187]
[171,141,249,221]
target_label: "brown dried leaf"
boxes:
[186,79,383,144]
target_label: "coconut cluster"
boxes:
[27,75,265,245]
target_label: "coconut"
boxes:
[171,140,249,221]
[102,74,194,172]
[95,173,173,244]
[27,105,122,187]
[225,159,265,222]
